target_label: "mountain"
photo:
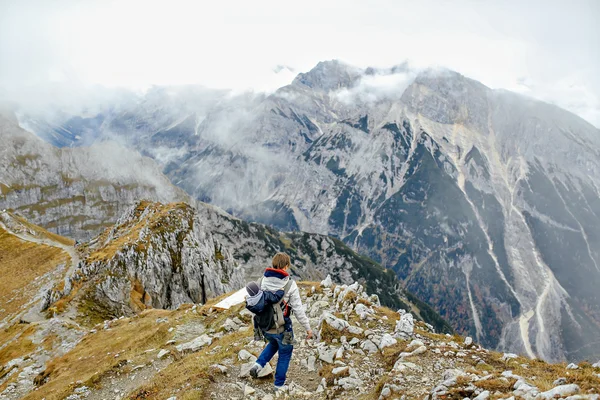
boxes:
[13,62,600,363]
[1,203,463,399]
[0,111,190,240]
[34,200,450,334]
[1,248,599,399]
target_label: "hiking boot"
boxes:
[249,362,261,379]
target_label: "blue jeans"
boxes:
[256,331,294,387]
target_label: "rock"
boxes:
[211,364,227,374]
[310,300,331,317]
[337,376,363,390]
[473,391,490,400]
[538,384,580,399]
[257,363,273,378]
[501,353,518,361]
[332,366,349,375]
[592,360,600,368]
[407,339,424,349]
[360,340,379,354]
[553,377,567,386]
[316,378,327,393]
[349,337,361,346]
[238,349,257,362]
[411,345,427,356]
[319,347,336,364]
[354,303,373,319]
[321,275,333,288]
[239,362,256,378]
[378,334,397,350]
[243,384,256,395]
[307,355,316,371]
[239,308,253,318]
[222,318,239,332]
[175,334,212,352]
[320,312,350,332]
[464,336,473,346]
[394,313,414,336]
[566,363,579,370]
[380,386,392,398]
[157,349,170,359]
[347,326,364,335]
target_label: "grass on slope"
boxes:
[7,212,74,247]
[24,309,176,400]
[0,226,70,320]
[86,201,192,262]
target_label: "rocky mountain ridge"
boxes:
[1,273,599,400]
[0,112,189,240]
[30,200,449,334]
[11,61,600,362]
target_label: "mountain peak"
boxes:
[292,60,362,91]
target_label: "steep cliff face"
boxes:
[0,113,189,240]
[55,202,243,324]
[15,62,600,362]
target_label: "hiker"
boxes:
[245,282,292,341]
[247,252,313,392]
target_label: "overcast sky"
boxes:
[1,0,598,127]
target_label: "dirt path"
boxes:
[0,218,80,323]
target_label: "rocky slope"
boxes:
[40,200,450,334]
[0,111,189,240]
[1,275,599,400]
[17,61,600,362]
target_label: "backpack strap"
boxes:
[281,279,293,299]
[266,278,294,335]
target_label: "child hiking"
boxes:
[246,252,313,393]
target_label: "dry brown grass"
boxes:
[22,309,177,400]
[480,352,600,393]
[319,320,363,343]
[318,364,350,386]
[127,327,254,399]
[0,226,70,320]
[0,324,36,367]
[380,340,409,368]
[474,377,517,392]
[86,201,192,262]
[8,213,74,246]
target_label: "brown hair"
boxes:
[272,252,291,270]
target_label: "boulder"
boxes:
[238,349,257,362]
[175,334,212,352]
[361,340,379,354]
[321,275,333,288]
[394,313,414,336]
[538,384,579,399]
[319,346,336,364]
[378,334,397,350]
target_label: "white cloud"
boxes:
[0,0,598,126]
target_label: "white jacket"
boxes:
[260,269,311,332]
